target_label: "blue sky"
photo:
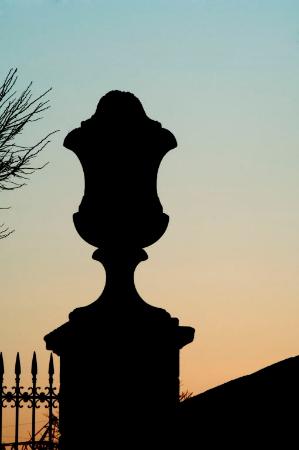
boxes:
[1,0,299,404]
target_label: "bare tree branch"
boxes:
[0,68,58,238]
[179,389,193,402]
[0,222,14,239]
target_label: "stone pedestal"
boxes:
[45,298,194,449]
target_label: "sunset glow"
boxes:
[1,3,299,440]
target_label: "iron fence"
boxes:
[0,352,59,449]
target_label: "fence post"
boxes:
[48,353,54,449]
[0,353,4,448]
[14,353,21,449]
[31,352,37,450]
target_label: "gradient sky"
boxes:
[1,0,299,416]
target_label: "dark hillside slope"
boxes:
[179,355,299,446]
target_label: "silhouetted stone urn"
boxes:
[45,91,194,449]
[66,90,175,250]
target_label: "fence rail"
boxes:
[0,353,59,450]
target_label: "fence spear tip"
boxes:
[31,351,37,376]
[48,353,54,376]
[15,352,21,376]
[0,352,4,376]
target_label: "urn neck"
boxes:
[93,247,148,305]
